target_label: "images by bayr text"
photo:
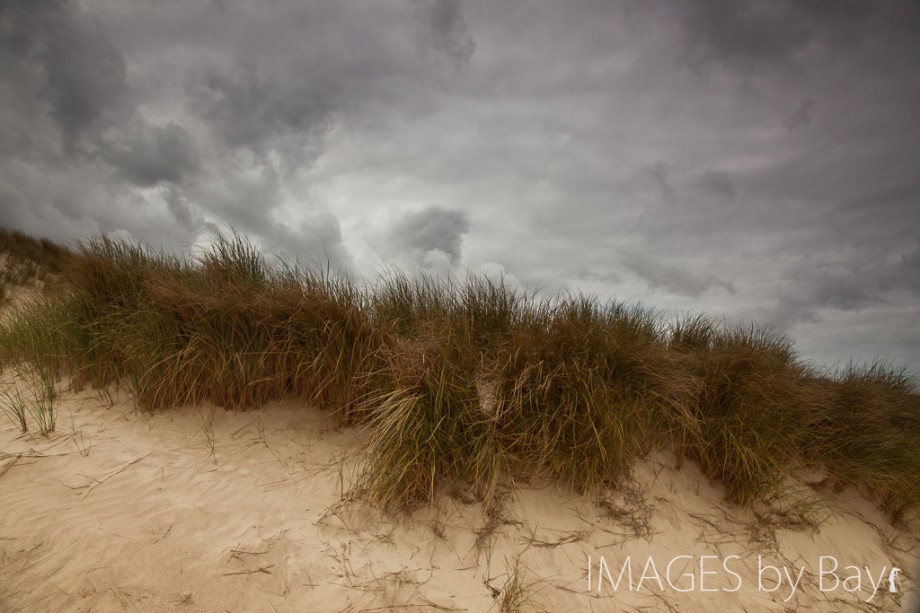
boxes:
[587,555,902,602]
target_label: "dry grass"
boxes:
[0,226,918,523]
[492,556,546,613]
[0,227,72,305]
[0,370,56,436]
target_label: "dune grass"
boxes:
[0,227,72,304]
[0,387,28,433]
[668,317,822,506]
[0,371,56,436]
[817,363,920,520]
[0,228,917,522]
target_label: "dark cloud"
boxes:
[0,0,127,149]
[277,215,352,273]
[189,61,335,153]
[670,0,876,74]
[786,98,816,130]
[619,249,735,298]
[162,186,204,233]
[43,14,126,147]
[695,170,736,201]
[0,184,26,229]
[413,0,476,63]
[103,123,198,187]
[389,207,470,267]
[0,0,918,370]
[765,241,920,328]
[648,163,676,205]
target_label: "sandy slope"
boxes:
[1,369,917,613]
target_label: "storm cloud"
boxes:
[388,206,470,268]
[103,123,198,187]
[1,0,918,372]
[619,249,735,299]
[662,0,906,77]
[0,0,128,149]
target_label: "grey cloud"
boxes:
[2,0,471,268]
[867,243,920,297]
[571,265,623,286]
[44,16,126,147]
[413,0,475,63]
[0,0,127,148]
[648,163,676,205]
[162,186,203,232]
[1,0,919,371]
[390,207,470,266]
[104,123,198,187]
[199,158,282,236]
[894,245,920,293]
[786,99,816,130]
[190,61,335,153]
[695,170,736,201]
[263,213,353,274]
[176,153,353,271]
[767,242,920,328]
[0,184,26,229]
[619,250,735,298]
[179,0,473,155]
[773,275,873,328]
[776,284,884,329]
[671,0,876,74]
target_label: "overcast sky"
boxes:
[2,0,919,373]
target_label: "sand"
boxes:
[1,366,917,613]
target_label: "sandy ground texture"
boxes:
[1,368,919,612]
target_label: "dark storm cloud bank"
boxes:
[622,155,920,340]
[767,242,920,329]
[103,123,199,187]
[0,0,475,269]
[1,0,919,369]
[666,0,920,75]
[0,0,127,148]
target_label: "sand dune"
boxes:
[1,370,917,612]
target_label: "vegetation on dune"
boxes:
[0,228,74,434]
[0,227,73,304]
[0,227,918,523]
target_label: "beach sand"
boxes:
[1,367,917,612]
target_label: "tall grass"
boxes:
[1,234,382,421]
[0,228,917,522]
[669,317,820,504]
[487,299,673,493]
[816,363,920,521]
[361,273,524,509]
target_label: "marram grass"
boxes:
[0,229,918,521]
[0,226,71,305]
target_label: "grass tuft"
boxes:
[0,226,918,522]
[815,361,920,521]
[0,387,28,433]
